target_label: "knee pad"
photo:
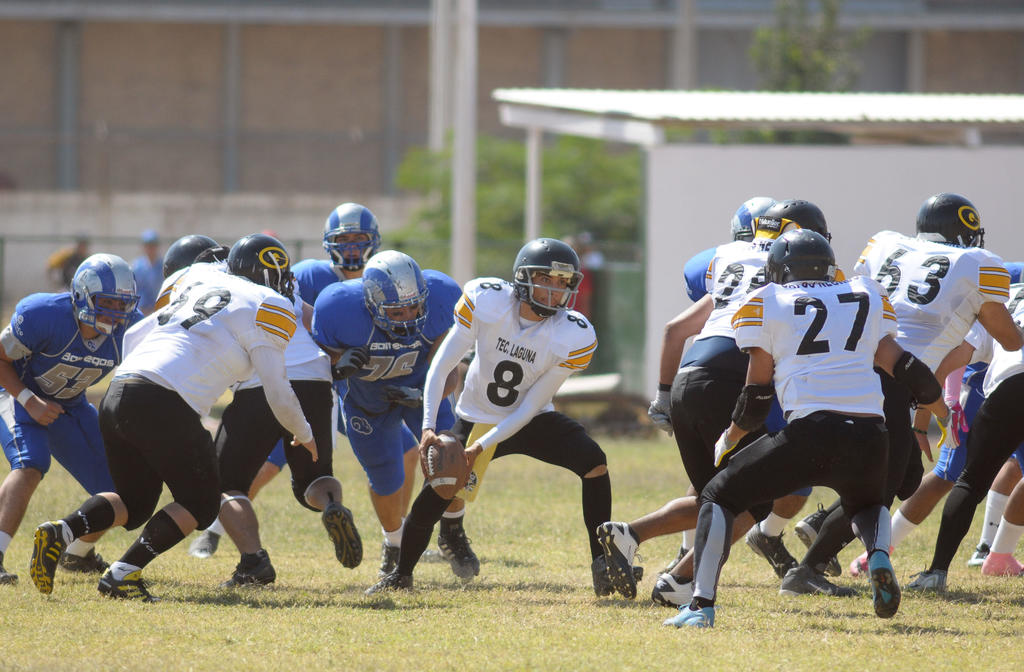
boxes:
[298,475,337,512]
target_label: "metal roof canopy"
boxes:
[495,87,1024,239]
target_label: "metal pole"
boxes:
[525,126,542,242]
[56,21,80,190]
[429,0,453,153]
[669,0,697,89]
[222,22,240,192]
[450,0,476,284]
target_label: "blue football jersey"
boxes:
[684,246,716,302]
[312,270,460,414]
[293,259,343,306]
[3,293,141,406]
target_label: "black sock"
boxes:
[439,513,464,536]
[802,504,855,571]
[582,472,611,559]
[63,495,116,539]
[396,487,450,576]
[119,510,186,570]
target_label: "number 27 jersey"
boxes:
[732,275,897,420]
[453,278,597,424]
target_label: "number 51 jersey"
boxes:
[453,278,598,424]
[732,275,897,421]
[855,230,1010,370]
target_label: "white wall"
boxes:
[645,143,1024,393]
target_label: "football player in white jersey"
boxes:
[906,281,1024,590]
[365,238,613,595]
[664,229,951,628]
[599,200,830,605]
[795,193,1023,584]
[28,234,317,602]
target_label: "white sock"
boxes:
[890,510,917,549]
[206,517,226,537]
[383,519,405,548]
[981,491,1010,547]
[759,513,789,538]
[681,529,695,550]
[108,561,142,581]
[65,539,96,557]
[442,509,466,520]
[991,519,1024,555]
[0,531,12,554]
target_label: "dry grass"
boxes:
[0,435,1021,671]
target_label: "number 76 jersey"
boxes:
[854,230,1010,370]
[453,278,597,424]
[732,275,897,421]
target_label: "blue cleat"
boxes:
[868,551,901,619]
[663,605,715,628]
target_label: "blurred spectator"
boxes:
[131,229,163,314]
[45,234,90,290]
[568,232,603,319]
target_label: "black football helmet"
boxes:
[162,234,225,279]
[512,238,583,318]
[227,233,294,300]
[765,229,837,285]
[755,199,830,242]
[915,192,983,248]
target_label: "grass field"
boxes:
[1,434,1022,671]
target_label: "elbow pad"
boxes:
[731,384,775,432]
[892,351,941,406]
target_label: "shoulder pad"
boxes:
[553,310,598,372]
[311,279,373,348]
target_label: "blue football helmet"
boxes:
[323,203,381,272]
[362,250,429,339]
[731,196,776,242]
[71,253,139,334]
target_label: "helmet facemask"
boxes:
[362,250,429,339]
[325,231,378,272]
[72,254,140,334]
[514,263,582,318]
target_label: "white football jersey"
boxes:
[732,275,897,420]
[452,278,597,424]
[854,230,1010,370]
[119,263,297,415]
[236,290,330,390]
[964,282,1024,397]
[696,238,774,341]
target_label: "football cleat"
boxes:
[906,569,947,592]
[650,573,694,608]
[663,605,715,629]
[437,526,480,580]
[793,504,842,577]
[98,569,158,602]
[29,521,67,595]
[365,571,413,595]
[597,522,640,599]
[591,555,644,597]
[850,546,893,579]
[188,529,221,559]
[221,550,277,587]
[59,548,109,574]
[379,542,401,578]
[779,565,855,598]
[868,552,901,619]
[981,552,1024,577]
[0,550,17,585]
[967,542,990,568]
[745,526,798,579]
[322,501,362,569]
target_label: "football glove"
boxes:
[713,430,740,468]
[383,385,423,408]
[934,407,961,454]
[647,390,673,436]
[331,346,369,380]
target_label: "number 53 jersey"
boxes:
[453,278,598,425]
[855,230,1010,370]
[732,275,896,421]
[119,263,297,416]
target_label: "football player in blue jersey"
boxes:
[0,254,141,584]
[311,250,470,579]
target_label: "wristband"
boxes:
[912,427,928,436]
[658,382,672,393]
[16,388,34,406]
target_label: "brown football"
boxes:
[422,433,471,499]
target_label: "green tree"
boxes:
[391,135,642,278]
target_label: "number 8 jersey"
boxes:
[855,230,1010,370]
[732,275,897,421]
[452,278,598,424]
